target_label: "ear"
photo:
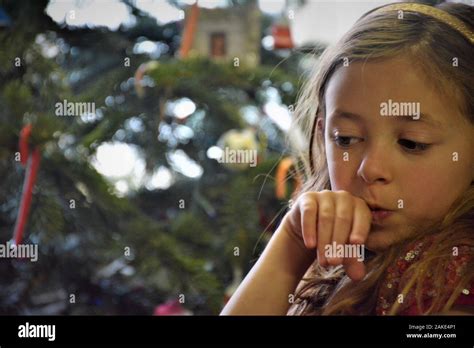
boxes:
[316,117,325,134]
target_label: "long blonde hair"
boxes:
[288,2,474,315]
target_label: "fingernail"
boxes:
[306,236,313,248]
[350,235,362,244]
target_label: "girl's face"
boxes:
[320,56,474,251]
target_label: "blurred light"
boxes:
[174,125,194,141]
[125,117,145,133]
[265,86,282,103]
[240,106,260,126]
[258,0,285,15]
[136,40,156,53]
[105,96,114,107]
[135,1,184,25]
[168,98,196,119]
[262,35,275,50]
[206,146,223,160]
[58,134,75,150]
[140,75,156,88]
[113,129,126,141]
[133,40,169,59]
[168,149,203,178]
[179,0,227,8]
[158,122,176,147]
[92,142,144,178]
[120,266,135,276]
[146,166,174,190]
[35,34,59,58]
[92,141,147,197]
[264,102,291,132]
[281,81,294,93]
[80,111,102,123]
[115,180,129,195]
[46,0,131,30]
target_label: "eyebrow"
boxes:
[329,110,444,128]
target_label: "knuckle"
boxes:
[318,189,332,198]
[298,192,315,204]
[301,207,314,218]
[334,190,351,198]
[335,191,354,207]
[300,200,316,212]
[319,212,334,223]
[335,214,351,224]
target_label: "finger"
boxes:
[349,198,372,245]
[328,191,354,266]
[343,254,366,281]
[300,195,318,249]
[317,191,334,267]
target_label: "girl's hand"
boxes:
[282,190,372,281]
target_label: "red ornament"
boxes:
[12,124,41,245]
[272,24,294,49]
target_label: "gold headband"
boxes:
[369,3,474,44]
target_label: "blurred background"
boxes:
[0,0,460,315]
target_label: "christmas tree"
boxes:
[0,0,306,315]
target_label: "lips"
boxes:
[367,204,393,223]
[370,209,393,222]
[367,202,387,211]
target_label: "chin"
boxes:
[365,222,421,253]
[365,233,393,252]
[365,225,406,252]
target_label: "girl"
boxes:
[221,1,474,315]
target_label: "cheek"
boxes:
[327,147,357,190]
[400,162,465,219]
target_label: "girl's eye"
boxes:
[398,139,430,152]
[332,135,360,148]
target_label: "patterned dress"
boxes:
[376,235,474,315]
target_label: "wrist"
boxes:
[274,221,316,278]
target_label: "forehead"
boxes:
[323,57,462,128]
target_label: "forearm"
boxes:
[220,223,315,315]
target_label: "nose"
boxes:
[357,144,393,184]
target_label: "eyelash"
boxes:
[331,135,431,153]
[332,135,360,148]
[397,139,431,152]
